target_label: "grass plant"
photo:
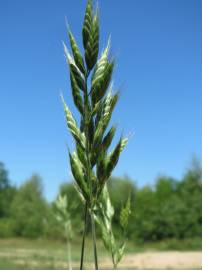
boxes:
[61,0,128,269]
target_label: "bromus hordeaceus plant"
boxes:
[61,0,128,269]
[54,195,73,270]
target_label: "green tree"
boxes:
[11,174,47,237]
[0,162,9,190]
[133,185,157,241]
[0,162,16,218]
[132,176,191,241]
[177,160,202,237]
[153,176,179,239]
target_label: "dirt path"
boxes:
[115,252,202,269]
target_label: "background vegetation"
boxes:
[0,159,202,245]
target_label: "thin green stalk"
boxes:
[67,238,72,270]
[110,232,116,269]
[109,223,117,270]
[84,73,99,270]
[79,202,88,270]
[113,258,117,270]
[81,77,92,270]
[90,211,99,270]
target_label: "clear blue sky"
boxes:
[0,0,202,201]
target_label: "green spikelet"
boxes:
[102,125,116,151]
[108,92,119,115]
[96,151,107,184]
[102,92,119,130]
[106,137,128,178]
[93,118,104,148]
[94,92,119,140]
[69,151,89,200]
[92,61,114,105]
[91,100,102,117]
[103,91,119,116]
[91,125,116,168]
[92,92,119,166]
[70,72,83,115]
[69,63,86,91]
[120,196,131,229]
[91,42,112,104]
[85,11,99,71]
[101,225,112,250]
[82,0,93,50]
[101,185,114,221]
[117,244,125,264]
[92,41,110,86]
[90,126,116,167]
[120,138,128,152]
[94,99,104,128]
[64,43,86,91]
[76,142,88,168]
[68,30,86,74]
[61,95,85,149]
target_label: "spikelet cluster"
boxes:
[94,186,131,268]
[62,0,128,210]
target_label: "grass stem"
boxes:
[79,202,88,270]
[67,238,72,270]
[91,212,99,270]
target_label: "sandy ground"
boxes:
[112,252,202,269]
[1,250,202,269]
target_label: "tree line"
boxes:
[0,160,202,242]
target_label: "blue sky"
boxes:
[0,0,202,201]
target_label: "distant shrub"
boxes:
[0,218,14,238]
[10,175,47,238]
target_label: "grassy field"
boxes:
[0,238,202,270]
[0,238,108,270]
